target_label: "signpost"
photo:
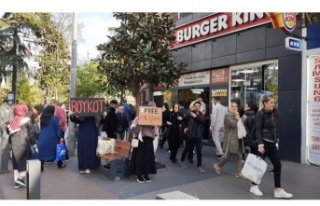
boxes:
[285,37,302,52]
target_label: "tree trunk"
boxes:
[11,30,18,104]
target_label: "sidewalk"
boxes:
[0,144,319,200]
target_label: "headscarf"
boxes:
[8,103,29,134]
[40,105,55,127]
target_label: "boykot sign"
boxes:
[172,12,271,49]
[138,106,162,126]
[69,98,105,116]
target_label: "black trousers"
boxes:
[180,138,202,167]
[252,140,281,187]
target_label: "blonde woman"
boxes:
[249,94,292,199]
[214,100,246,179]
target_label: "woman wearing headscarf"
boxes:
[129,101,158,184]
[37,105,65,171]
[7,103,37,189]
[69,112,102,174]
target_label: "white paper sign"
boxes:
[178,71,210,87]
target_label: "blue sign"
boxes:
[285,37,302,51]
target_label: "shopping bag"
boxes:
[96,138,115,155]
[241,153,267,184]
[55,143,67,162]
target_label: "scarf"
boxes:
[8,104,29,134]
[40,105,55,127]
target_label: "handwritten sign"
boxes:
[69,98,105,116]
[138,106,162,126]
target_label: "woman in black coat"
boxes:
[166,103,182,163]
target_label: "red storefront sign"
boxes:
[211,68,229,84]
[172,12,271,49]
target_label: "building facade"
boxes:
[153,12,303,163]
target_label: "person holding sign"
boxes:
[129,101,159,184]
[69,111,103,174]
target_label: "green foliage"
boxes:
[0,85,11,104]
[97,13,187,100]
[35,14,70,99]
[76,61,105,98]
[16,74,35,103]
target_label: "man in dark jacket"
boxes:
[179,101,206,174]
[104,100,118,139]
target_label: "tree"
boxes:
[76,61,105,98]
[97,13,187,106]
[35,14,70,101]
[16,72,36,103]
[0,12,45,103]
[52,13,85,45]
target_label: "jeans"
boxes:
[180,138,202,167]
[117,131,125,140]
[211,127,224,155]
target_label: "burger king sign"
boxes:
[282,13,297,32]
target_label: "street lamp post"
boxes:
[68,13,78,156]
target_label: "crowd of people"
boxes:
[0,93,293,199]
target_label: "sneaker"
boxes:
[85,169,91,174]
[14,183,21,189]
[137,176,145,183]
[15,178,26,187]
[179,161,187,169]
[274,189,293,199]
[213,164,221,175]
[144,175,151,183]
[250,185,263,196]
[79,170,86,174]
[197,167,206,174]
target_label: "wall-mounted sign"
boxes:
[266,12,297,33]
[211,68,229,84]
[285,37,302,51]
[307,55,320,165]
[191,88,204,94]
[172,12,270,49]
[178,71,210,87]
[212,89,228,97]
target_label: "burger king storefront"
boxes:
[153,12,304,163]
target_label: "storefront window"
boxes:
[230,62,278,111]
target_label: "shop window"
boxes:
[230,62,278,111]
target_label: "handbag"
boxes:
[241,153,267,184]
[131,138,139,148]
[55,143,67,162]
[237,119,247,139]
[96,138,116,155]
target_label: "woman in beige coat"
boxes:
[214,100,246,178]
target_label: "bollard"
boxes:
[0,134,10,173]
[156,191,199,200]
[26,159,41,199]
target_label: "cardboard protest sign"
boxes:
[138,106,162,126]
[69,98,105,116]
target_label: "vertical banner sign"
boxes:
[308,55,320,165]
[69,98,105,116]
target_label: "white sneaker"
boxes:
[274,189,293,199]
[85,169,91,174]
[250,185,263,196]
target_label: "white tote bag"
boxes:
[237,119,247,139]
[96,139,116,155]
[241,153,267,184]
